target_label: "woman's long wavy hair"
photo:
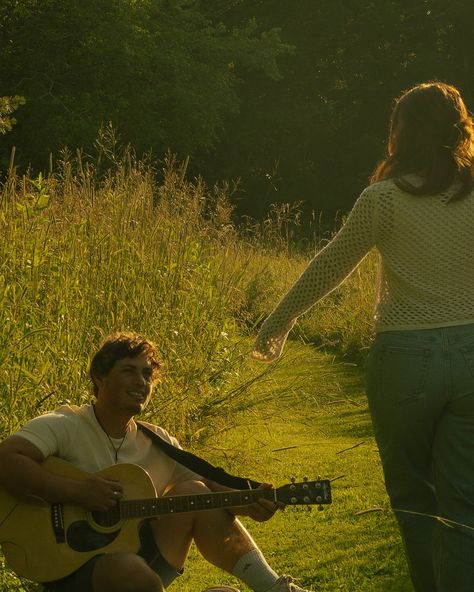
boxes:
[371,81,474,200]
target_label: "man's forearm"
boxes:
[0,452,79,504]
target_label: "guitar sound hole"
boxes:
[92,508,121,527]
[67,521,120,552]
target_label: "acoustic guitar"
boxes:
[0,457,331,583]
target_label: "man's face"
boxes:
[94,353,156,415]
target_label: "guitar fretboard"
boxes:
[97,488,275,527]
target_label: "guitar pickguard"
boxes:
[66,520,120,552]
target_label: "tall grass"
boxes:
[0,150,299,442]
[241,207,378,363]
[1,146,380,590]
[0,147,378,442]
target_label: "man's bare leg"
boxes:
[92,552,164,592]
[151,480,279,591]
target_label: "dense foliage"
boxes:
[201,0,474,216]
[0,0,289,169]
[0,95,24,135]
[1,0,473,217]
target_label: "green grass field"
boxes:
[0,153,412,591]
[1,345,413,592]
[175,344,412,592]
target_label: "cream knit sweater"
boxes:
[252,177,474,362]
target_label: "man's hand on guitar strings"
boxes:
[230,483,284,522]
[75,474,124,512]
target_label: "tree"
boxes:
[1,1,473,219]
[0,95,24,135]
[199,0,474,218]
[0,0,290,168]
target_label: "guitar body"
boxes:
[0,458,331,583]
[0,458,156,583]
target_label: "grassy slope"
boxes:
[176,343,412,592]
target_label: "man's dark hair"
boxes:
[89,332,161,395]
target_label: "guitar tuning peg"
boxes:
[290,476,296,483]
[318,505,324,511]
[306,505,312,512]
[303,476,308,482]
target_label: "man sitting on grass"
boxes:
[0,332,313,592]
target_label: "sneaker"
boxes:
[202,587,240,592]
[265,574,314,592]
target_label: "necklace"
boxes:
[92,405,127,463]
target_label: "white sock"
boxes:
[232,548,279,592]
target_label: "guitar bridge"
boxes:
[51,503,66,543]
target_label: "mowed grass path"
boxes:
[177,343,412,592]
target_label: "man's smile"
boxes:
[128,391,147,402]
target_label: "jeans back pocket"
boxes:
[368,344,433,407]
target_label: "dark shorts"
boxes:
[43,521,182,592]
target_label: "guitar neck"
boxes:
[117,488,273,521]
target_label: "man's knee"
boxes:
[92,553,164,592]
[165,479,210,496]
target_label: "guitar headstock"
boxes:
[276,477,332,508]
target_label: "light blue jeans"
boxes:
[366,324,474,592]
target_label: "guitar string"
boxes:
[92,405,127,463]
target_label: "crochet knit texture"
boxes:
[252,178,474,362]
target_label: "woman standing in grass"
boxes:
[252,81,474,592]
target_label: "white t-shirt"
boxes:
[15,404,201,496]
